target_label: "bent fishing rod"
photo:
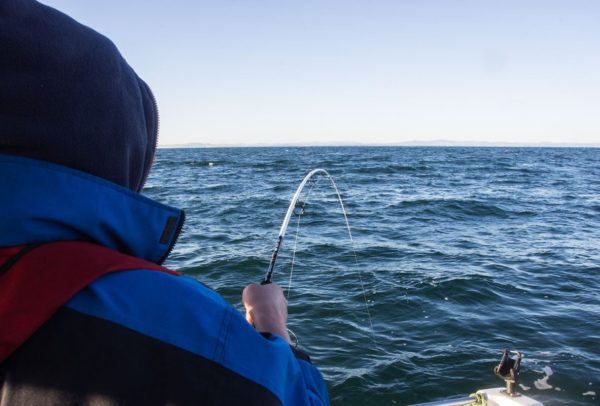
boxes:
[262,168,337,285]
[261,168,376,343]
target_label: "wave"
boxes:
[392,198,518,219]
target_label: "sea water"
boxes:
[144,147,600,406]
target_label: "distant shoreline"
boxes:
[158,142,600,149]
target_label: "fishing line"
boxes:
[264,169,375,340]
[287,176,322,300]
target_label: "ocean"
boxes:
[143,146,600,406]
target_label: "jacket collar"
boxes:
[0,154,184,264]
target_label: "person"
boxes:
[0,1,329,405]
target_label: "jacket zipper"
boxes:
[159,210,186,265]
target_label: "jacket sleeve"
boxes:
[260,333,330,405]
[60,270,329,405]
[292,347,330,406]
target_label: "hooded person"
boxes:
[0,1,329,405]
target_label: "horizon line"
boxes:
[158,140,600,149]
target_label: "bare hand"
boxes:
[242,283,291,344]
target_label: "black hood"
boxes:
[0,0,158,191]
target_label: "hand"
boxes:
[242,283,291,344]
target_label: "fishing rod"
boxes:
[262,168,335,284]
[262,168,376,343]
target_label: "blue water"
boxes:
[144,147,600,406]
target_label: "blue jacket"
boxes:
[0,154,329,405]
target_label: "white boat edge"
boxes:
[408,387,544,406]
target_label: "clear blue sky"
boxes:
[41,0,600,146]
